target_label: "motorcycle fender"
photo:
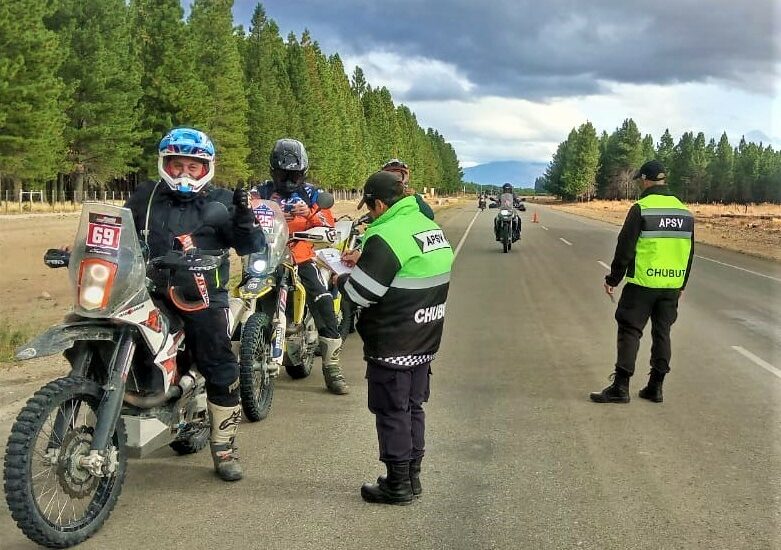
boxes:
[15,323,116,361]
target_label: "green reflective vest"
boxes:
[625,194,693,289]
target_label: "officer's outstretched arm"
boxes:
[338,235,401,308]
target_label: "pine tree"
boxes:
[49,0,142,200]
[244,4,295,181]
[130,0,212,177]
[656,129,675,170]
[560,122,600,200]
[188,0,250,184]
[601,119,643,199]
[0,0,67,195]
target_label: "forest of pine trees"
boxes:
[539,118,781,203]
[0,1,463,201]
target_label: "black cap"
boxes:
[634,160,667,181]
[357,171,403,209]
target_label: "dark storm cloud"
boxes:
[235,0,777,100]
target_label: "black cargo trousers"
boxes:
[366,359,431,463]
[615,283,680,377]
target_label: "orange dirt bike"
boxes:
[4,201,232,547]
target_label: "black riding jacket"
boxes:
[124,180,265,307]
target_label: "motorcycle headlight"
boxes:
[500,209,511,216]
[247,251,271,276]
[77,259,118,311]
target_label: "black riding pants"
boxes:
[180,307,240,406]
[614,283,680,376]
[366,360,431,463]
[297,260,339,339]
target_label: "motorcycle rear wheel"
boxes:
[4,376,127,548]
[284,313,318,379]
[239,312,275,422]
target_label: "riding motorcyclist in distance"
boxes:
[253,138,349,395]
[123,127,265,482]
[494,182,521,242]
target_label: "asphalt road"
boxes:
[1,202,779,549]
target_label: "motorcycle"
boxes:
[497,207,514,253]
[4,201,230,547]
[235,193,346,419]
[478,197,487,211]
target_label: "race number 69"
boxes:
[87,223,121,249]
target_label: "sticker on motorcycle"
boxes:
[86,213,122,255]
[253,203,277,230]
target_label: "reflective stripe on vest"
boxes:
[625,194,692,289]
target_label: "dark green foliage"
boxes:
[0,0,67,188]
[49,0,143,192]
[130,0,212,177]
[188,0,250,183]
[543,120,780,204]
[2,1,462,193]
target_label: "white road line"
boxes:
[540,225,549,231]
[559,238,573,246]
[453,210,481,259]
[731,346,781,379]
[696,255,781,283]
[597,261,611,270]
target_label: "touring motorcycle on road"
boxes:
[4,202,231,548]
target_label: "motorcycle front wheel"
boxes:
[239,312,275,422]
[4,376,127,548]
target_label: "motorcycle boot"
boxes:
[589,370,630,403]
[361,462,414,505]
[377,456,423,497]
[639,369,666,403]
[208,401,243,481]
[319,336,349,395]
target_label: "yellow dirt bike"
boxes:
[233,194,345,421]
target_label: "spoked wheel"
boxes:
[284,313,319,379]
[239,312,275,422]
[4,376,127,548]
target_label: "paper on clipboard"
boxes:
[315,248,353,276]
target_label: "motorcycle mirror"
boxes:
[202,202,230,228]
[315,191,335,210]
[44,248,70,268]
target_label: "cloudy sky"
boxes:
[232,1,779,167]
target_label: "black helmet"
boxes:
[502,183,513,193]
[270,138,308,194]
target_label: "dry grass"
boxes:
[552,200,781,262]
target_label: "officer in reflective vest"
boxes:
[591,160,694,404]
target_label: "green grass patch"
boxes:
[0,319,34,363]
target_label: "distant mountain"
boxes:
[462,160,547,187]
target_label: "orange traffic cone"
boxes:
[532,211,539,223]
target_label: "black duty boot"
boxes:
[589,371,630,403]
[378,456,423,497]
[639,370,665,403]
[361,462,414,505]
[409,456,423,497]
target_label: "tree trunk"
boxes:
[55,173,64,203]
[71,170,84,204]
[11,176,22,201]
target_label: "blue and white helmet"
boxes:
[158,128,216,194]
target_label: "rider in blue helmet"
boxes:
[125,127,265,482]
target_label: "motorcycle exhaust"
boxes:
[122,373,196,409]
